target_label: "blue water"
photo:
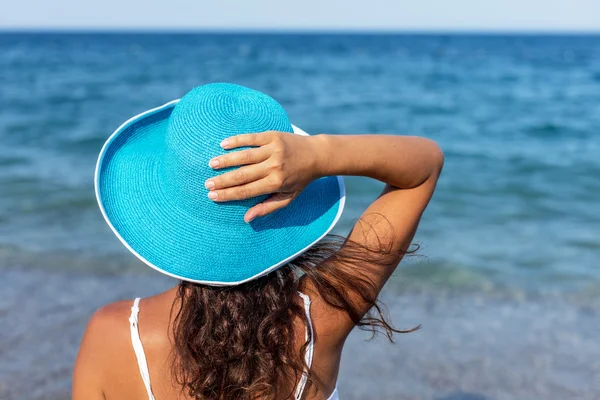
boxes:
[1,33,600,399]
[1,33,599,292]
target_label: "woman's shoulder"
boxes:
[93,298,134,319]
[87,287,177,332]
[73,299,138,398]
[80,299,136,360]
[87,299,135,336]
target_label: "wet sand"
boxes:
[1,268,598,400]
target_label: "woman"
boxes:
[73,83,443,400]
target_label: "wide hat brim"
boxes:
[95,100,345,286]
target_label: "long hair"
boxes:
[171,217,418,399]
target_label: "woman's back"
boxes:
[79,285,341,400]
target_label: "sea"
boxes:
[1,33,599,400]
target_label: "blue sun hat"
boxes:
[95,83,345,286]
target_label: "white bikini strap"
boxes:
[129,298,156,400]
[295,291,314,400]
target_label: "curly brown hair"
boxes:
[170,231,418,400]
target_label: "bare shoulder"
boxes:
[93,299,134,321]
[72,299,136,399]
[88,299,134,341]
[78,299,136,364]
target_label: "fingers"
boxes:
[244,193,295,223]
[209,147,269,169]
[207,177,278,202]
[220,131,275,150]
[205,165,267,190]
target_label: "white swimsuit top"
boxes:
[129,292,339,400]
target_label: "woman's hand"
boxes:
[205,130,321,223]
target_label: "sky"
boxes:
[2,0,600,32]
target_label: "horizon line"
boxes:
[1,27,600,36]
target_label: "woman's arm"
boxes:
[206,133,442,219]
[313,134,443,310]
[207,131,443,332]
[316,133,443,278]
[313,134,443,192]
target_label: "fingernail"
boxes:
[209,159,219,168]
[245,213,254,223]
[205,180,215,189]
[220,139,229,148]
[208,191,218,200]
